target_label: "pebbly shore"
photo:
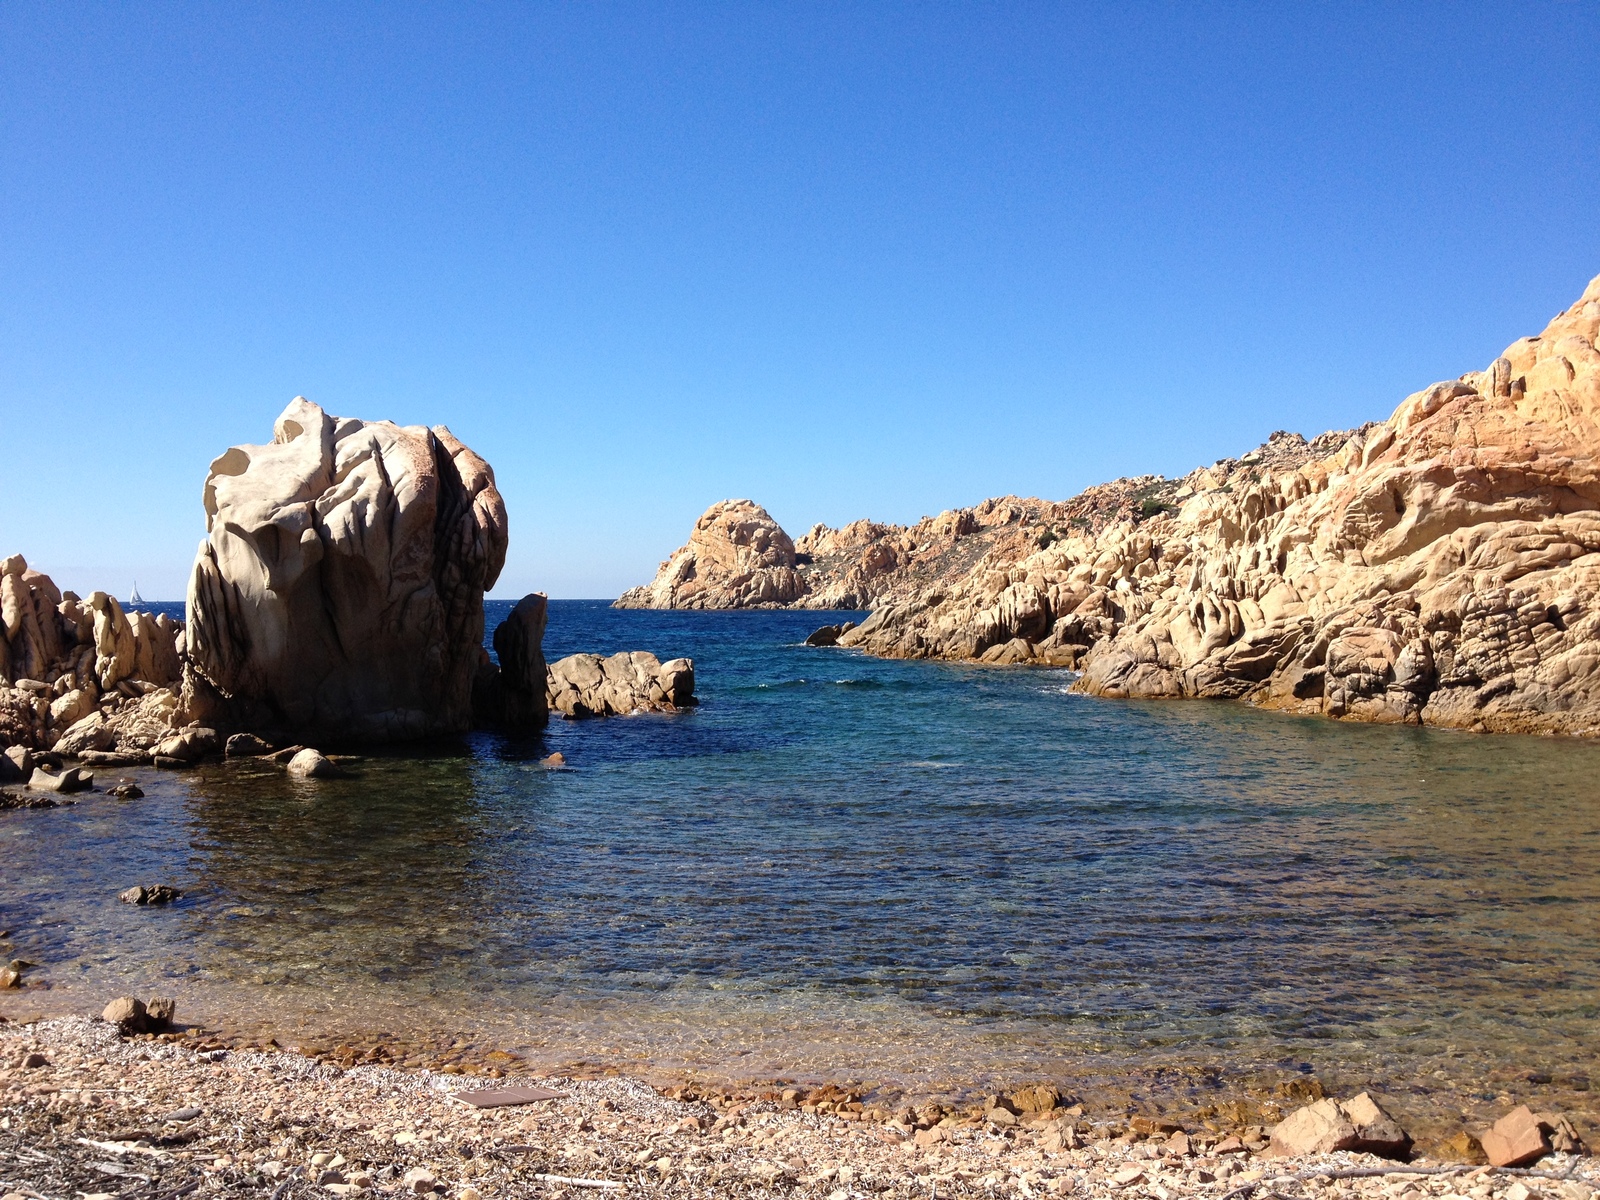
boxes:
[1,1016,1596,1200]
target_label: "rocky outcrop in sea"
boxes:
[185,397,510,743]
[2,397,695,768]
[624,271,1600,737]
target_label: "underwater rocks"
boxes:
[185,397,508,744]
[546,651,696,718]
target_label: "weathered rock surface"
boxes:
[546,652,696,718]
[638,274,1600,737]
[472,593,550,731]
[286,748,344,780]
[1,557,185,755]
[1268,1092,1410,1159]
[617,500,808,609]
[185,398,508,744]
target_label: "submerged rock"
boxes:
[185,397,508,744]
[286,748,344,779]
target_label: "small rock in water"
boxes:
[805,624,847,647]
[225,733,274,757]
[0,789,59,810]
[28,766,93,793]
[540,752,566,768]
[119,884,183,906]
[286,748,344,779]
[107,781,144,799]
[0,964,22,989]
[1441,1130,1486,1162]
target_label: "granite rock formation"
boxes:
[631,273,1600,737]
[185,398,508,743]
[0,557,185,755]
[546,651,695,718]
[472,593,551,732]
[616,500,807,609]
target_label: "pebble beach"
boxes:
[2,1015,1597,1200]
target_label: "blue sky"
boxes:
[2,3,1597,600]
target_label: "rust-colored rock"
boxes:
[1268,1092,1410,1160]
[1480,1105,1549,1167]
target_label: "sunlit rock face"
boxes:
[841,272,1600,736]
[186,397,508,743]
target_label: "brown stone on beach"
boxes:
[146,996,177,1030]
[1007,1084,1063,1114]
[1481,1105,1550,1167]
[1268,1092,1410,1160]
[102,995,148,1032]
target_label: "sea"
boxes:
[3,600,1598,1132]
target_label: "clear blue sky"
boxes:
[3,3,1597,600]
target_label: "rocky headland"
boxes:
[622,272,1600,737]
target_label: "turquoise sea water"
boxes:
[3,601,1599,1126]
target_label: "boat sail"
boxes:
[129,582,144,606]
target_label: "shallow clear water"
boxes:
[4,601,1599,1127]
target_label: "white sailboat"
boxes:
[129,581,144,606]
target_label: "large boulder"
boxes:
[0,555,63,684]
[185,398,508,743]
[546,651,695,718]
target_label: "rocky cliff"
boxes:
[628,272,1600,736]
[186,397,509,743]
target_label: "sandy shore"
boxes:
[1,1016,1596,1200]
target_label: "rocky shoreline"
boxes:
[2,402,697,791]
[2,1014,1596,1200]
[621,273,1600,739]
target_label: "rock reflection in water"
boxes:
[180,750,503,992]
